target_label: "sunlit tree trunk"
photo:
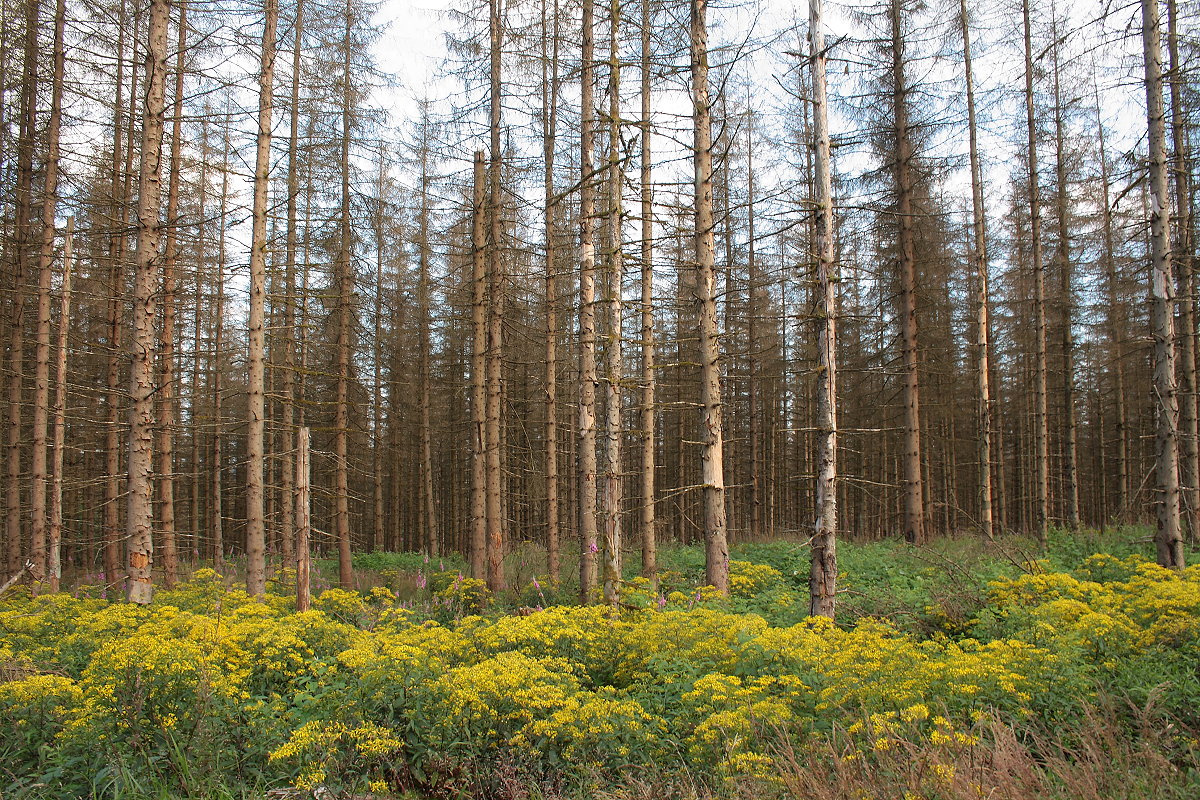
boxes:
[690,0,728,592]
[1141,0,1185,568]
[809,0,838,618]
[246,0,278,597]
[126,0,170,605]
[601,0,624,606]
[579,0,600,601]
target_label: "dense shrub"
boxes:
[0,536,1196,798]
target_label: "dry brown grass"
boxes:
[763,700,1197,800]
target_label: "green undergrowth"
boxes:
[1,529,1198,799]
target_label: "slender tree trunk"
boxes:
[334,0,354,588]
[674,260,688,546]
[960,0,993,541]
[639,0,656,579]
[213,130,229,571]
[1022,0,1050,545]
[246,0,278,597]
[746,109,761,540]
[190,122,208,559]
[579,0,600,601]
[485,0,506,592]
[993,377,1008,530]
[690,0,729,592]
[279,0,303,569]
[126,0,170,605]
[601,0,624,606]
[1,7,13,578]
[158,1,186,589]
[372,157,386,554]
[809,0,838,618]
[4,0,39,580]
[1167,0,1197,540]
[296,427,311,611]
[1094,90,1128,519]
[31,0,68,582]
[194,117,219,562]
[417,131,439,556]
[1050,21,1079,530]
[106,10,137,591]
[48,217,73,593]
[1141,0,1185,568]
[470,152,488,580]
[542,0,561,581]
[890,0,924,545]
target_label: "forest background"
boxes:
[0,0,1197,634]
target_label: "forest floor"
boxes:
[1,528,1199,799]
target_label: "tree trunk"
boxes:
[809,0,838,618]
[1141,0,1185,568]
[542,0,562,581]
[639,0,656,580]
[372,158,386,554]
[747,111,761,541]
[417,129,439,556]
[279,0,304,570]
[213,129,230,572]
[31,0,67,582]
[890,0,924,545]
[158,1,187,589]
[106,9,138,591]
[296,427,311,611]
[48,217,73,593]
[1022,0,1050,545]
[1094,88,1128,519]
[690,0,729,592]
[190,119,209,559]
[1167,0,1197,540]
[485,0,506,592]
[334,0,354,588]
[471,151,488,579]
[578,0,600,601]
[126,0,170,605]
[1050,19,1079,530]
[601,0,624,606]
[246,0,278,597]
[960,0,993,541]
[5,0,39,581]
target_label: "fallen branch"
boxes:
[0,560,35,598]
